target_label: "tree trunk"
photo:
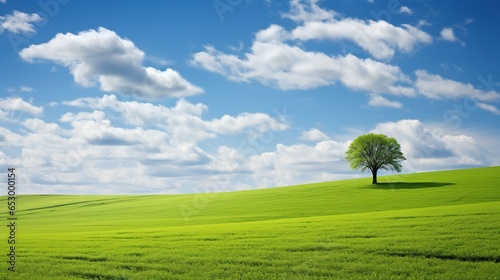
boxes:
[371,168,378,184]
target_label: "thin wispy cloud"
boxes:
[368,95,403,109]
[20,86,33,92]
[477,103,500,115]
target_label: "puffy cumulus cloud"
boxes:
[1,119,79,172]
[0,10,42,34]
[19,27,202,99]
[191,0,428,99]
[60,110,152,146]
[64,94,289,145]
[0,97,43,122]
[192,0,499,112]
[0,95,293,194]
[64,94,172,126]
[440,18,473,47]
[440,27,459,42]
[0,96,43,115]
[23,118,60,134]
[0,95,336,193]
[255,24,291,42]
[439,27,466,47]
[1,118,200,193]
[192,38,414,94]
[1,98,495,194]
[247,140,353,188]
[206,112,288,135]
[0,96,348,193]
[441,135,487,165]
[300,128,329,141]
[373,119,490,171]
[291,19,431,60]
[207,146,248,173]
[285,0,431,60]
[374,120,451,160]
[415,70,500,102]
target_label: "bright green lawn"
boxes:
[1,166,499,279]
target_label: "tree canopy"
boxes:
[345,133,406,184]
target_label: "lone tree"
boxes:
[345,133,406,184]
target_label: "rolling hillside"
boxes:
[14,166,500,230]
[1,166,499,279]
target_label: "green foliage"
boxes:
[346,133,406,183]
[0,166,499,279]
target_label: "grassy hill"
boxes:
[1,166,499,279]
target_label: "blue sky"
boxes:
[1,0,499,194]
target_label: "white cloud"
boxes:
[207,112,288,135]
[262,126,492,187]
[192,35,414,95]
[247,139,352,188]
[441,134,487,165]
[477,103,500,115]
[20,86,33,92]
[284,0,431,60]
[78,98,282,191]
[374,119,450,159]
[192,0,433,103]
[440,27,456,41]
[399,6,413,15]
[0,94,294,194]
[417,20,430,28]
[23,118,61,134]
[208,146,248,173]
[0,94,277,193]
[1,95,495,193]
[64,94,289,145]
[440,27,464,46]
[415,70,500,101]
[0,96,43,116]
[0,10,42,34]
[59,111,174,159]
[373,119,489,171]
[368,94,403,108]
[19,27,202,99]
[300,128,329,141]
[283,0,336,23]
[292,19,431,60]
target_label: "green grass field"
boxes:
[1,166,499,279]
